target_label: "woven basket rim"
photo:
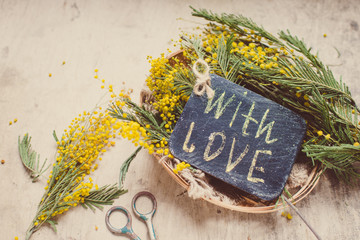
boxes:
[156,155,322,213]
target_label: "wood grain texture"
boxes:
[0,0,359,239]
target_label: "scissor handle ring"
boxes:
[105,206,133,235]
[132,191,157,219]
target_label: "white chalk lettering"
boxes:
[229,101,242,128]
[204,131,226,161]
[204,91,235,119]
[226,138,249,172]
[182,122,196,153]
[241,102,258,136]
[255,109,278,144]
[247,150,271,183]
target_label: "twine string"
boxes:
[192,59,215,99]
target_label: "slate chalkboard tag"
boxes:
[169,61,307,201]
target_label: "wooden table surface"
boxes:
[1,1,360,239]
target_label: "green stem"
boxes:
[119,147,142,189]
[25,225,35,240]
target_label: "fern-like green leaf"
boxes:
[18,134,50,182]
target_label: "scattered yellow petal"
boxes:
[354,142,359,147]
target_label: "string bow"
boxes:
[192,59,214,99]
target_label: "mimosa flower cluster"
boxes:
[25,92,126,240]
[111,8,360,184]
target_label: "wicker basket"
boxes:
[151,50,322,213]
[157,155,321,213]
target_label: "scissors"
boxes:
[105,191,157,240]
